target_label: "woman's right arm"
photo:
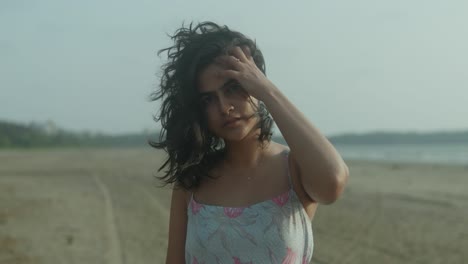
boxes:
[165,187,189,264]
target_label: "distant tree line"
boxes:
[0,120,158,148]
[0,120,467,149]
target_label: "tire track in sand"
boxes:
[92,174,124,264]
[134,185,169,219]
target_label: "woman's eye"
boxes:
[201,96,212,105]
[227,84,240,93]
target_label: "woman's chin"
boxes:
[219,131,248,142]
[219,128,260,143]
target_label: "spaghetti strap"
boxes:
[283,150,293,189]
[188,192,194,210]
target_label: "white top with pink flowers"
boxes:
[185,151,314,264]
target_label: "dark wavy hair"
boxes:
[149,21,273,190]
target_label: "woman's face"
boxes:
[197,62,260,142]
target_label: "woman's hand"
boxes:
[214,46,276,100]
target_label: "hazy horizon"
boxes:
[3,117,468,139]
[2,1,467,136]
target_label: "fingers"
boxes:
[215,55,242,70]
[213,45,255,79]
[215,45,254,67]
[229,46,249,62]
[240,46,254,62]
[231,45,254,63]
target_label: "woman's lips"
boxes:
[223,118,242,127]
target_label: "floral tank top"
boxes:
[185,151,314,263]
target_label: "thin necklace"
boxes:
[223,147,268,181]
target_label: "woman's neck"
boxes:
[222,136,270,170]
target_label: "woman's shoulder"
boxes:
[268,141,290,157]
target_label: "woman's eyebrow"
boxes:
[198,79,237,97]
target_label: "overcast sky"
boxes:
[1,0,467,136]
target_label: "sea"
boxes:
[334,143,468,166]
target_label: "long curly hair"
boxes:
[149,21,273,190]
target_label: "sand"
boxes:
[0,147,467,264]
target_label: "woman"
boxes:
[151,21,349,264]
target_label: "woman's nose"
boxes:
[218,95,234,115]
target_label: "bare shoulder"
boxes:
[266,141,290,157]
[272,141,319,221]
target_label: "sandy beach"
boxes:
[1,147,467,264]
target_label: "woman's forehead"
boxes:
[197,63,227,93]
